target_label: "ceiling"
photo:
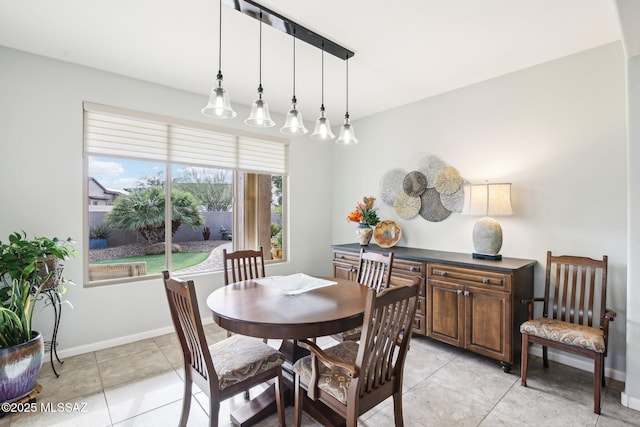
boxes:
[0,0,622,126]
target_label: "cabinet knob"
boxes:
[456,290,463,295]
[482,278,489,284]
[410,266,417,272]
[440,271,446,277]
[338,255,344,259]
[464,290,471,297]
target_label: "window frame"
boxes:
[83,102,289,286]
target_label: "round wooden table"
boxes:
[207,277,368,342]
[206,277,368,426]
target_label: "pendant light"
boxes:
[336,57,359,145]
[201,0,237,119]
[280,29,308,135]
[311,46,335,140]
[245,10,275,128]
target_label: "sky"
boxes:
[89,157,232,191]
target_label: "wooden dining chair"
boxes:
[520,251,616,414]
[332,248,394,342]
[222,246,268,343]
[162,271,286,427]
[292,280,419,427]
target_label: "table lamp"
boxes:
[462,183,513,260]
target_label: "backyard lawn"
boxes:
[91,252,210,274]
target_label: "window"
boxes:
[84,102,287,284]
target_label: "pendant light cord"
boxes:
[292,28,296,100]
[259,10,263,87]
[321,45,325,109]
[217,0,223,78]
[345,57,350,117]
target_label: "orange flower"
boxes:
[346,196,380,226]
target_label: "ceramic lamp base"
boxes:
[472,217,503,260]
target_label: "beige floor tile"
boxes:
[480,381,599,426]
[104,370,184,424]
[7,392,111,427]
[95,338,159,364]
[37,360,103,403]
[152,332,179,348]
[98,348,173,389]
[112,399,210,426]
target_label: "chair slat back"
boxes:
[355,282,418,398]
[162,271,217,390]
[223,247,266,285]
[357,249,394,292]
[543,251,608,327]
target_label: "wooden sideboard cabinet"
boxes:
[332,244,535,372]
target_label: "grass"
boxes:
[91,252,211,275]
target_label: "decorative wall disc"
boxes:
[394,191,421,219]
[420,188,452,222]
[440,182,466,212]
[418,155,445,188]
[379,168,408,206]
[403,171,428,197]
[434,166,463,195]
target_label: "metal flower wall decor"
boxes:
[379,155,466,222]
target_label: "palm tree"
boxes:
[106,188,204,244]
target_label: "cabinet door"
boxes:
[465,286,511,362]
[332,250,359,281]
[427,279,464,347]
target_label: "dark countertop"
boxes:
[332,243,537,272]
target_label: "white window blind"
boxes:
[84,102,288,175]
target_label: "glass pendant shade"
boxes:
[281,97,308,135]
[245,85,275,127]
[336,113,359,145]
[311,106,335,140]
[202,73,237,119]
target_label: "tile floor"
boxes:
[1,323,638,427]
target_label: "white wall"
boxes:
[331,43,629,379]
[0,46,334,353]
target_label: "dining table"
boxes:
[206,274,369,426]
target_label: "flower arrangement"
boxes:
[346,196,380,227]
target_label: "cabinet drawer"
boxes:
[392,258,425,277]
[333,250,360,265]
[428,263,512,292]
[413,314,426,335]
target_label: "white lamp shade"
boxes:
[462,183,513,216]
[201,81,237,119]
[245,97,275,128]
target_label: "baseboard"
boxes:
[50,318,216,359]
[621,391,640,411]
[527,346,626,382]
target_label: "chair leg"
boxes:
[275,367,286,427]
[294,374,303,427]
[542,345,549,368]
[594,354,603,414]
[179,374,193,427]
[521,333,529,387]
[209,398,220,427]
[392,389,405,427]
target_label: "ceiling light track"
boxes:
[222,0,354,61]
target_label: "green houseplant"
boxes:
[0,231,77,403]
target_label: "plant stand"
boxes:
[40,288,64,377]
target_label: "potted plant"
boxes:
[271,230,283,260]
[89,223,111,249]
[0,231,77,403]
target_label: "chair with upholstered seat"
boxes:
[520,251,616,414]
[162,271,286,427]
[332,248,394,342]
[293,281,419,427]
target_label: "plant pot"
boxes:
[355,224,373,246]
[271,248,283,260]
[0,332,44,403]
[89,238,108,249]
